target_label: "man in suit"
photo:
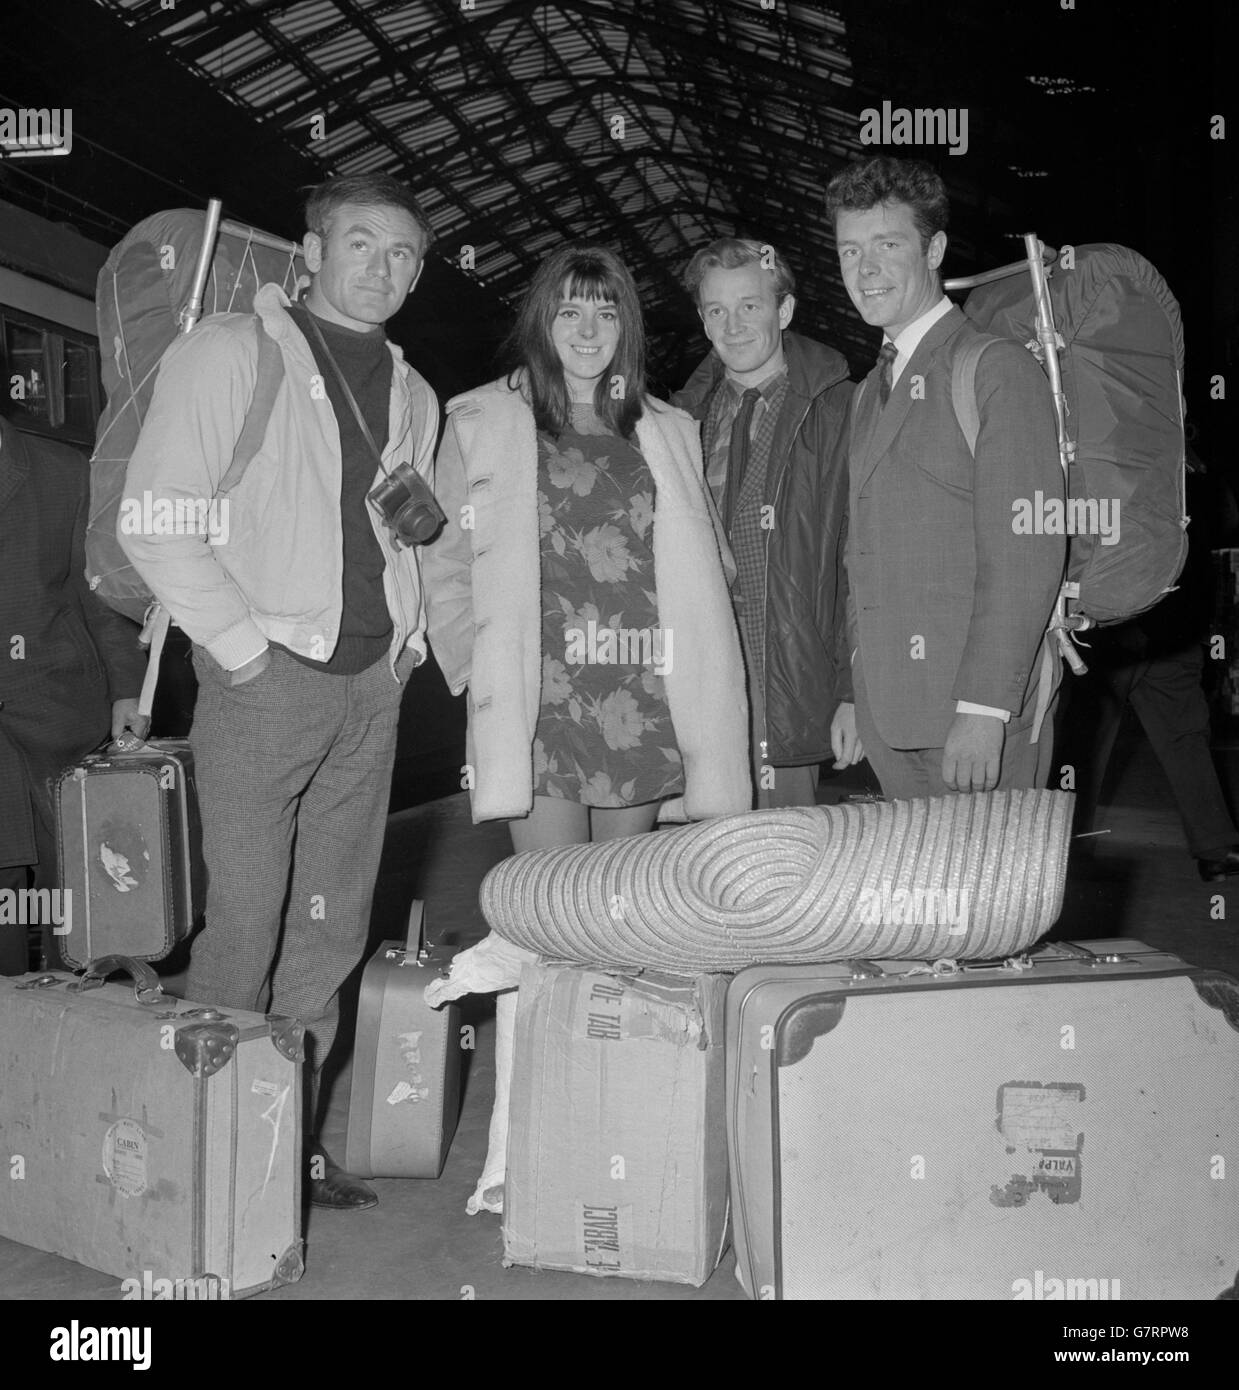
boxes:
[826,156,1065,798]
[0,414,147,974]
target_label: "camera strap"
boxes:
[301,308,388,472]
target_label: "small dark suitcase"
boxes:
[726,938,1239,1300]
[54,738,203,969]
[0,956,304,1298]
[345,901,463,1179]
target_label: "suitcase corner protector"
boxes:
[173,1019,239,1077]
[273,1242,305,1288]
[267,1014,307,1063]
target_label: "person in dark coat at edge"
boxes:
[1058,449,1239,880]
[0,413,148,975]
[673,238,862,807]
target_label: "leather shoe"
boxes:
[1196,848,1239,882]
[307,1143,378,1211]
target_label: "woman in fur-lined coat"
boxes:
[423,243,749,839]
[421,244,750,1217]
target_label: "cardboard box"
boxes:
[503,963,730,1286]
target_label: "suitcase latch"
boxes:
[14,973,62,990]
[384,947,431,968]
[847,959,886,981]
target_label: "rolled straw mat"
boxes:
[480,789,1073,972]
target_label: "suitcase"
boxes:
[344,901,462,1178]
[54,738,203,969]
[726,938,1239,1300]
[0,956,304,1298]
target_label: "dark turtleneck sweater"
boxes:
[277,304,394,675]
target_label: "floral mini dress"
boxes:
[533,402,684,807]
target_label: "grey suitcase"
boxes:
[53,738,203,969]
[345,902,462,1178]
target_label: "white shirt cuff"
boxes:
[956,700,1011,723]
[226,642,271,674]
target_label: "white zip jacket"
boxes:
[118,283,439,678]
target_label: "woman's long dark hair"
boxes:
[504,243,646,439]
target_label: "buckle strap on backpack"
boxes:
[136,604,171,720]
[217,317,285,496]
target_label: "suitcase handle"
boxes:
[402,900,427,959]
[71,954,165,1005]
[106,736,154,756]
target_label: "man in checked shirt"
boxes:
[674,238,861,807]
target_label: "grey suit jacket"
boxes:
[845,306,1065,749]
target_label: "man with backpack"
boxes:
[827,156,1065,798]
[119,171,439,1211]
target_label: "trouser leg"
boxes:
[1126,644,1237,858]
[852,653,939,799]
[185,648,323,1018]
[271,655,403,1129]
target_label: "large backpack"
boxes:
[954,242,1188,630]
[86,208,305,624]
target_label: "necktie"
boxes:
[877,341,898,408]
[722,387,761,533]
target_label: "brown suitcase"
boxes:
[0,956,304,1298]
[345,902,462,1179]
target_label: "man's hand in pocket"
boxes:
[228,648,272,687]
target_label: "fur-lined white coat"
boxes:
[422,376,750,824]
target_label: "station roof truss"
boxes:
[96,0,877,372]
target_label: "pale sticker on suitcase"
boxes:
[101,1118,148,1198]
[385,1031,431,1105]
[991,1081,1085,1207]
[98,837,144,893]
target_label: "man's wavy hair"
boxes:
[505,244,646,439]
[304,171,434,254]
[824,156,949,251]
[681,237,796,306]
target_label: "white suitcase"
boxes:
[726,939,1239,1300]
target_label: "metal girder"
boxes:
[126,0,295,40]
[559,0,850,99]
[457,77,854,172]
[424,0,691,315]
[93,0,870,369]
[526,13,701,268]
